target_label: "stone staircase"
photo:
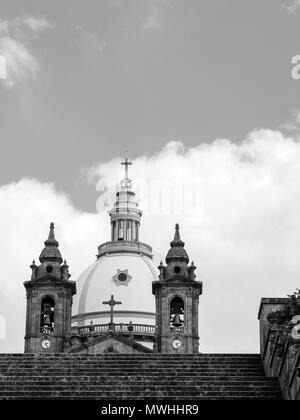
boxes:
[0,354,282,400]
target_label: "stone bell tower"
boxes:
[152,224,202,353]
[24,223,76,353]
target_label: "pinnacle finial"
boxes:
[170,223,184,248]
[174,223,180,241]
[40,222,62,264]
[47,222,55,240]
[166,223,189,264]
[30,259,37,271]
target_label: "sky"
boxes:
[1,0,300,353]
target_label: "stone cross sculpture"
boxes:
[102,295,122,331]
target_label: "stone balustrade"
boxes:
[71,323,156,337]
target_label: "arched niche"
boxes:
[40,296,55,334]
[170,296,185,331]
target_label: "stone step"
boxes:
[0,386,280,394]
[0,360,264,366]
[0,374,278,383]
[1,367,264,376]
[0,360,263,363]
[0,370,266,376]
[0,365,265,371]
[0,362,264,367]
[0,377,279,383]
[0,358,263,363]
[0,390,282,397]
[0,353,261,357]
[0,364,265,370]
[0,395,281,400]
[0,354,261,358]
[0,353,282,400]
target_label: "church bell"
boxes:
[172,314,182,327]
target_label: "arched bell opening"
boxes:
[170,296,184,332]
[40,296,55,334]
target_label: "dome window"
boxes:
[118,272,128,282]
[113,269,132,286]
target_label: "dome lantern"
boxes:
[97,152,152,259]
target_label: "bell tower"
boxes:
[24,223,76,353]
[152,224,202,353]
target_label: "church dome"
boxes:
[72,155,158,331]
[72,251,157,324]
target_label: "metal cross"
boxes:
[102,295,122,325]
[121,152,132,180]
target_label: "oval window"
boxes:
[118,272,127,282]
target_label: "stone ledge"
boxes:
[258,298,290,319]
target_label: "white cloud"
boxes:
[282,0,300,14]
[21,17,52,33]
[0,37,39,88]
[0,16,52,88]
[91,129,300,352]
[144,4,161,30]
[143,0,172,31]
[280,109,300,134]
[2,129,300,352]
[0,179,106,351]
[73,24,107,55]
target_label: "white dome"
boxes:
[72,251,158,326]
[72,162,159,331]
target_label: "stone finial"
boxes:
[39,222,63,264]
[61,259,71,281]
[44,222,59,247]
[127,321,134,341]
[30,259,37,280]
[165,224,189,264]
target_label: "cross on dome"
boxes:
[121,151,132,189]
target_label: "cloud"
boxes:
[0,37,39,88]
[21,17,52,33]
[280,109,300,134]
[73,24,107,55]
[2,129,300,353]
[0,179,106,352]
[143,0,172,31]
[90,129,300,352]
[0,16,52,88]
[282,0,300,14]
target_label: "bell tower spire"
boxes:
[24,223,76,353]
[152,224,203,353]
[39,222,62,264]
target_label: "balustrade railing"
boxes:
[72,323,156,336]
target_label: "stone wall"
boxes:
[258,298,300,400]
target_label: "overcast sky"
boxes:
[1,0,300,353]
